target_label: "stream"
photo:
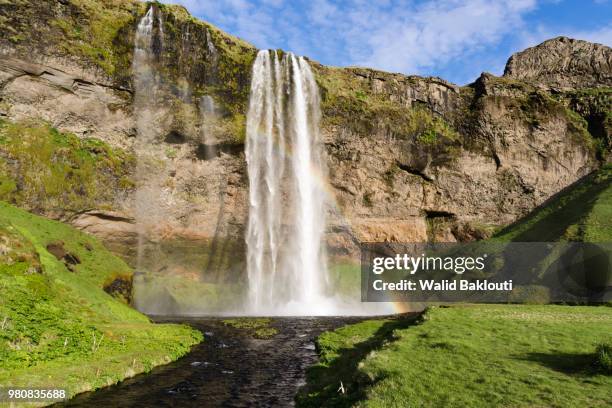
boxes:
[57,317,367,407]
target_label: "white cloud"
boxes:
[574,24,612,45]
[339,0,538,75]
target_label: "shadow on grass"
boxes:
[521,352,600,375]
[296,313,420,408]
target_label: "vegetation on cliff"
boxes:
[313,65,460,149]
[0,118,134,216]
[0,201,202,399]
[154,1,256,144]
[0,0,142,81]
[0,0,256,145]
[298,305,612,407]
[50,0,143,79]
[462,74,601,160]
[560,87,612,161]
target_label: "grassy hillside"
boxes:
[298,305,612,407]
[0,202,202,401]
[495,165,612,242]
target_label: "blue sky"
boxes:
[160,0,612,85]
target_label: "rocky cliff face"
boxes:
[504,36,612,90]
[0,0,610,280]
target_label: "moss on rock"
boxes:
[0,118,135,216]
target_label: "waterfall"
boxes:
[132,6,171,313]
[130,9,387,316]
[245,50,335,315]
[133,7,156,276]
[199,95,218,159]
[157,13,164,49]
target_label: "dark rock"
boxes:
[164,131,187,144]
[63,252,81,265]
[103,276,133,304]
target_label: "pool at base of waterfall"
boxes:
[54,317,369,407]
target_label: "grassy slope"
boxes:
[0,202,202,400]
[298,305,612,408]
[494,165,612,242]
[327,166,612,303]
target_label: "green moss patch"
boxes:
[0,118,134,216]
[50,0,141,78]
[222,318,279,339]
[559,87,612,160]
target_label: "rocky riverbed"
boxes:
[56,317,373,407]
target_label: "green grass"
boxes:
[298,305,612,407]
[298,164,611,406]
[0,202,202,400]
[222,318,279,339]
[495,165,612,242]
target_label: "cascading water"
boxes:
[133,7,156,275]
[245,50,335,315]
[132,6,174,313]
[199,95,218,159]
